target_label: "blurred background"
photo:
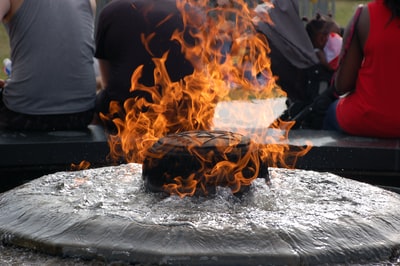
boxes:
[0,0,368,80]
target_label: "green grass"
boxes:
[335,0,368,27]
[0,1,367,80]
[0,25,10,80]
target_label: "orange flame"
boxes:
[163,140,263,197]
[143,130,267,197]
[70,160,91,171]
[105,0,311,197]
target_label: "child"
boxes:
[305,14,342,72]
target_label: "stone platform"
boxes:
[1,164,400,265]
[0,126,399,192]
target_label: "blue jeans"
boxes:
[323,99,343,132]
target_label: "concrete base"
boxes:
[1,164,400,265]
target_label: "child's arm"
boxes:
[0,0,11,21]
[315,49,334,72]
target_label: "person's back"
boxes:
[329,0,400,137]
[94,0,194,117]
[0,0,96,130]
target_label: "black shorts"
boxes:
[0,90,94,131]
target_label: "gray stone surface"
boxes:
[1,164,400,265]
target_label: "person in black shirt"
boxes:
[94,0,195,129]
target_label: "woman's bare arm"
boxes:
[98,59,110,90]
[335,5,369,95]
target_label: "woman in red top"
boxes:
[324,0,400,138]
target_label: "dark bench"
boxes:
[1,126,399,193]
[0,125,110,192]
[285,129,400,190]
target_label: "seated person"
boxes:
[94,0,195,130]
[324,0,400,138]
[0,0,97,131]
[305,14,342,72]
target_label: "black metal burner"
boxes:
[142,130,269,196]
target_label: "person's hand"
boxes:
[0,79,5,88]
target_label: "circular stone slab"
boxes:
[0,164,400,265]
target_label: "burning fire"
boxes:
[70,160,91,171]
[104,0,311,197]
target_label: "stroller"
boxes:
[255,0,335,129]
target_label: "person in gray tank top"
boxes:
[0,0,97,130]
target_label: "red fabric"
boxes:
[336,0,400,137]
[328,56,339,70]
